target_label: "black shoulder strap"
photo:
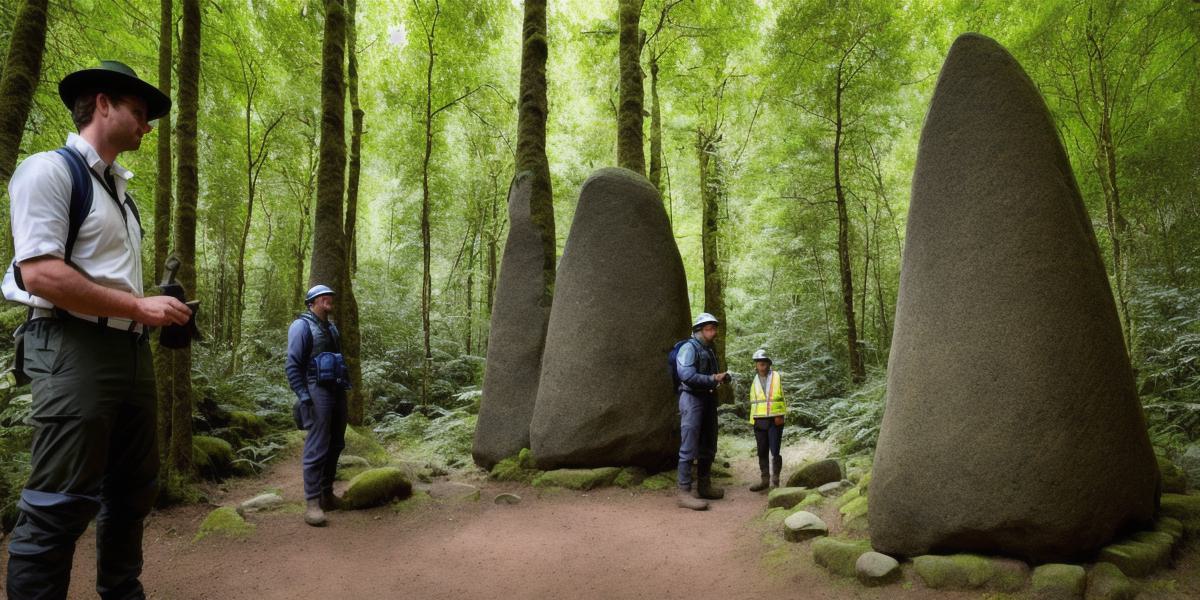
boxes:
[51,147,94,264]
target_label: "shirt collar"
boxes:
[65,133,133,181]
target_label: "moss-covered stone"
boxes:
[1157,456,1187,494]
[1096,533,1172,578]
[812,537,873,577]
[760,507,790,529]
[640,472,676,491]
[835,485,861,509]
[342,467,413,510]
[914,554,991,590]
[532,467,621,490]
[1159,493,1200,535]
[613,467,648,488]
[798,493,823,509]
[767,487,809,509]
[343,426,389,465]
[194,507,254,542]
[857,470,872,494]
[229,411,266,438]
[787,459,842,488]
[1153,516,1184,543]
[193,435,234,478]
[1031,563,1085,599]
[517,447,536,469]
[1086,562,1138,600]
[840,495,868,520]
[489,456,541,483]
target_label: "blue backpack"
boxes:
[667,338,697,391]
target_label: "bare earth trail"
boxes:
[7,438,1197,600]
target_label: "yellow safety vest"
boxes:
[748,371,785,423]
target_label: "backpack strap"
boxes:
[51,146,95,264]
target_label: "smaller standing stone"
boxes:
[783,511,828,542]
[236,492,285,516]
[767,487,809,509]
[787,459,841,488]
[856,552,901,587]
[494,493,522,505]
[1085,562,1138,600]
[1031,564,1086,599]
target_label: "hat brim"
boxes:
[59,69,171,121]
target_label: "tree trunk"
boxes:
[418,1,441,405]
[616,0,645,175]
[0,0,49,266]
[833,75,865,384]
[153,0,174,469]
[648,55,662,191]
[167,0,201,479]
[310,0,347,295]
[341,0,364,424]
[515,0,556,312]
[698,130,730,404]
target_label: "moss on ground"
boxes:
[342,467,413,509]
[913,554,1002,590]
[532,467,621,490]
[343,426,390,466]
[194,507,254,542]
[812,537,872,578]
[640,472,676,491]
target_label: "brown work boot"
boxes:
[304,498,327,527]
[677,488,709,511]
[749,475,770,492]
[694,477,725,500]
[319,490,342,511]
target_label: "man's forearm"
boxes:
[19,257,140,319]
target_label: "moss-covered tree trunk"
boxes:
[0,0,49,266]
[167,0,201,480]
[516,0,556,310]
[648,55,663,191]
[341,0,364,424]
[310,0,346,297]
[616,0,645,175]
[698,129,730,405]
[153,0,174,469]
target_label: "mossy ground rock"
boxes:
[490,455,542,483]
[193,435,234,478]
[787,459,842,488]
[1086,562,1138,600]
[229,410,266,438]
[812,538,873,578]
[194,507,254,542]
[1031,563,1086,599]
[767,487,809,509]
[342,467,413,510]
[1158,493,1200,535]
[1096,531,1174,577]
[343,426,389,465]
[532,467,621,490]
[913,554,1028,591]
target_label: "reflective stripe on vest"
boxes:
[748,371,785,422]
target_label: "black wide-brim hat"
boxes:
[58,60,171,120]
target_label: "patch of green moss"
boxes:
[840,495,868,520]
[1098,533,1172,577]
[342,467,413,510]
[194,507,254,542]
[490,456,541,482]
[343,426,389,466]
[811,537,872,577]
[798,492,823,509]
[1154,516,1184,542]
[759,507,790,528]
[1031,564,1085,597]
[228,411,266,438]
[640,472,676,491]
[193,435,234,478]
[1157,456,1187,494]
[1086,562,1137,600]
[392,490,433,513]
[613,467,648,488]
[834,486,861,509]
[532,467,621,490]
[1159,493,1200,535]
[517,447,536,469]
[767,487,809,509]
[335,465,369,481]
[913,554,996,590]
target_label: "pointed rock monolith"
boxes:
[473,173,553,469]
[869,33,1158,563]
[528,168,688,469]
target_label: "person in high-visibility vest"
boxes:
[748,349,786,491]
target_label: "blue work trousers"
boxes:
[754,418,784,475]
[300,383,347,500]
[677,391,718,490]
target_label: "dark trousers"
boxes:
[677,391,718,489]
[753,418,783,476]
[6,318,158,600]
[301,383,347,500]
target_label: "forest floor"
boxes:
[7,434,1200,600]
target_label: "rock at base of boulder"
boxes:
[342,467,413,510]
[531,467,621,490]
[237,493,284,516]
[1096,531,1173,578]
[812,538,873,578]
[913,554,1028,592]
[856,552,901,587]
[788,459,842,489]
[494,493,521,505]
[1031,563,1086,599]
[640,472,676,491]
[613,467,649,488]
[194,507,254,542]
[835,486,861,509]
[1154,517,1184,543]
[490,454,542,483]
[767,487,809,509]
[783,511,828,542]
[1086,562,1138,600]
[1157,456,1188,494]
[1158,493,1200,535]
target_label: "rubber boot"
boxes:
[749,474,770,492]
[677,488,709,511]
[320,490,342,511]
[694,477,725,500]
[304,498,327,527]
[771,456,783,488]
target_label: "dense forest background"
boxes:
[0,0,1197,518]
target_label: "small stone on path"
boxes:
[783,510,827,542]
[494,493,521,505]
[237,492,284,515]
[855,552,901,587]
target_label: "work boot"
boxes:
[677,488,709,511]
[304,498,327,527]
[749,474,770,492]
[320,490,342,511]
[771,456,783,488]
[694,477,725,500]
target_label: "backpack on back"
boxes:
[667,338,696,392]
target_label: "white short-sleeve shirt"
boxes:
[3,133,144,310]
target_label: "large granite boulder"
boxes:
[474,173,555,468]
[528,168,689,469]
[869,33,1159,563]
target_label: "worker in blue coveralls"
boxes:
[286,284,349,527]
[675,312,732,511]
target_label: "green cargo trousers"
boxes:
[5,317,158,600]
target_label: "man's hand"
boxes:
[134,295,192,327]
[714,372,729,383]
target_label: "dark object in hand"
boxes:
[158,255,203,349]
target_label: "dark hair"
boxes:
[71,88,130,130]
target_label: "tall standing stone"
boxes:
[869,33,1159,563]
[529,168,689,469]
[474,174,553,468]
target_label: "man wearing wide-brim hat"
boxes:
[3,60,191,600]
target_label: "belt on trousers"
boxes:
[30,306,146,335]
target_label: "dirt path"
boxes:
[4,437,1197,600]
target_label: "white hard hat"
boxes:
[692,312,720,330]
[752,349,771,363]
[305,284,336,304]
